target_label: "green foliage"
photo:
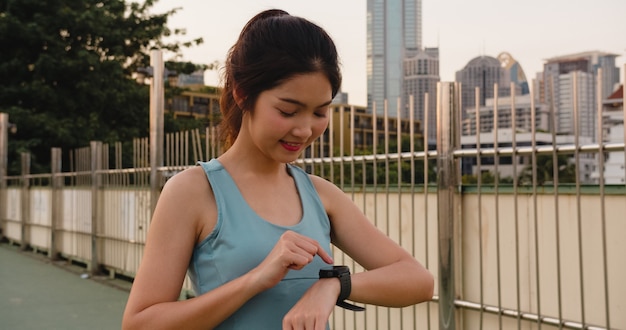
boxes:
[316,134,437,186]
[0,0,204,174]
[518,154,576,186]
[462,171,514,185]
[164,60,218,74]
[164,112,207,132]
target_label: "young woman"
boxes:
[122,9,433,330]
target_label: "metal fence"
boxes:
[0,58,624,329]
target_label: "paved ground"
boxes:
[0,242,131,330]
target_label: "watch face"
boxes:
[319,265,350,277]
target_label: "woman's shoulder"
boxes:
[307,173,334,189]
[159,166,215,212]
[163,166,211,194]
[307,173,347,206]
[158,166,217,242]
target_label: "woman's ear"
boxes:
[233,87,246,110]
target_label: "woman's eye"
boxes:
[315,108,329,118]
[278,109,295,117]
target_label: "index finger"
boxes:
[314,241,334,264]
[288,231,334,265]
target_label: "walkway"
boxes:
[0,242,131,330]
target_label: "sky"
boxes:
[150,0,626,106]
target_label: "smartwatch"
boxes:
[319,266,365,311]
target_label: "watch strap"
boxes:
[320,266,365,312]
[337,300,366,311]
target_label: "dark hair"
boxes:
[219,9,342,148]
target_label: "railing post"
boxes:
[0,113,8,239]
[436,82,462,330]
[150,49,164,218]
[49,147,62,259]
[20,152,30,250]
[90,141,102,274]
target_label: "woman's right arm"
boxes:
[121,167,266,330]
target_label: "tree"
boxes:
[461,171,514,185]
[0,0,203,174]
[518,154,576,186]
[320,134,436,187]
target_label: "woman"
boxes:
[122,9,433,330]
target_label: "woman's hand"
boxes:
[282,278,340,330]
[250,231,334,291]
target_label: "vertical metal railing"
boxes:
[623,64,626,185]
[492,83,503,329]
[422,92,433,329]
[0,113,8,239]
[551,73,565,330]
[50,148,61,259]
[20,152,30,250]
[436,82,461,330]
[149,49,164,216]
[596,68,610,330]
[510,82,522,330]
[573,69,586,328]
[90,141,102,274]
[531,77,542,329]
[474,86,485,330]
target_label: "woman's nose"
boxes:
[291,117,313,139]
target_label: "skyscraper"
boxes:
[542,51,620,141]
[368,0,420,115]
[544,51,620,102]
[455,55,515,119]
[367,0,439,144]
[498,52,529,95]
[403,47,439,143]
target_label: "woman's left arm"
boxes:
[312,175,434,307]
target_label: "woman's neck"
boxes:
[218,142,286,179]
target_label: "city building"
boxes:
[455,55,517,119]
[167,88,221,126]
[592,84,625,184]
[462,94,550,136]
[498,52,529,94]
[332,90,349,105]
[308,104,422,158]
[134,66,178,86]
[367,0,422,116]
[541,51,620,141]
[176,70,205,87]
[134,67,206,89]
[544,51,620,102]
[403,47,439,144]
[367,0,438,145]
[461,129,594,183]
[558,71,595,139]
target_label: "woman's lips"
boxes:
[281,141,302,152]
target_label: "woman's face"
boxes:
[243,71,332,164]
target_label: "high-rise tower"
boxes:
[367,0,422,115]
[403,47,439,143]
[455,55,514,120]
[367,0,439,144]
[542,51,620,141]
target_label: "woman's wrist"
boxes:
[242,268,274,296]
[317,277,342,301]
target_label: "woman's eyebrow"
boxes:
[278,97,332,109]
